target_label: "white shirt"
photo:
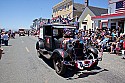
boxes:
[97,39,102,45]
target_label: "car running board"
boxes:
[39,49,51,59]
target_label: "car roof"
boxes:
[42,24,76,29]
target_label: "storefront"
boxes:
[92,13,125,33]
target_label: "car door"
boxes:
[44,36,53,51]
[44,25,53,51]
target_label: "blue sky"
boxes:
[0,0,108,31]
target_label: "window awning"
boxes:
[92,13,125,20]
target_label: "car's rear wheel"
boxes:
[53,55,66,75]
[36,41,41,57]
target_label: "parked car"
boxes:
[36,24,102,75]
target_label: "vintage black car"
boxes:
[36,24,102,75]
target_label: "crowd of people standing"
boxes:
[1,27,125,59]
[0,32,9,46]
[0,30,15,46]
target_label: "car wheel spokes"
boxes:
[55,59,62,72]
[86,53,94,60]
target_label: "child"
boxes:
[115,38,120,55]
[122,38,125,59]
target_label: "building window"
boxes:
[59,6,62,11]
[55,9,56,13]
[56,8,58,13]
[119,22,124,33]
[64,5,66,10]
[53,9,54,13]
[53,9,55,13]
[92,23,94,30]
[63,15,64,18]
[67,4,69,9]
[111,23,116,31]
[57,8,59,12]
[65,14,67,18]
[61,5,64,10]
[102,22,107,30]
[84,26,86,30]
[58,7,60,11]
[82,22,87,24]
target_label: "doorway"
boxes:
[111,23,116,31]
[118,22,124,33]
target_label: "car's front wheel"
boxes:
[86,52,98,69]
[53,55,66,75]
[37,50,41,57]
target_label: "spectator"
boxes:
[77,32,82,40]
[115,38,120,55]
[0,32,1,46]
[111,30,117,42]
[3,32,9,46]
[1,32,4,45]
[122,38,125,59]
[28,30,30,36]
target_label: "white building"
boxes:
[78,6,107,30]
[92,0,125,33]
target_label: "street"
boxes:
[0,35,125,83]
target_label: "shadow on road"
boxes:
[66,67,109,80]
[38,54,109,79]
[39,55,54,69]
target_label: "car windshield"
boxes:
[53,28,74,38]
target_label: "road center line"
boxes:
[25,47,30,52]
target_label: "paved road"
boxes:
[0,35,125,83]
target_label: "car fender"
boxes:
[51,49,68,59]
[39,40,44,49]
[36,39,44,50]
[36,41,39,50]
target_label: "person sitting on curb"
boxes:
[115,38,120,55]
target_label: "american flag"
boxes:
[115,0,125,13]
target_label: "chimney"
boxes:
[85,0,89,7]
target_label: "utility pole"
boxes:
[72,0,74,21]
[85,0,89,7]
